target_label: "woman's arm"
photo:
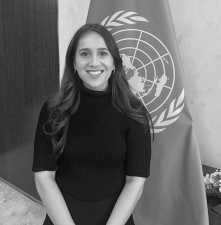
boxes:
[34,171,76,225]
[106,176,146,225]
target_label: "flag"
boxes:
[86,0,209,224]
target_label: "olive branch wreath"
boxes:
[101,11,185,133]
[101,10,149,30]
[151,89,185,133]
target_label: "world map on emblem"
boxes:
[112,29,175,114]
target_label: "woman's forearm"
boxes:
[106,176,146,225]
[35,176,75,225]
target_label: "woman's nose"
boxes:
[89,54,100,66]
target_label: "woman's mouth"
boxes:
[87,70,103,78]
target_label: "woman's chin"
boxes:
[83,81,108,91]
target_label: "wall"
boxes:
[168,0,221,169]
[59,0,221,169]
[0,0,59,199]
[58,0,90,78]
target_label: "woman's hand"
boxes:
[106,175,146,225]
[34,171,76,225]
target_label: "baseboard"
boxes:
[0,177,43,207]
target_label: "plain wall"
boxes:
[58,0,221,169]
[169,0,221,169]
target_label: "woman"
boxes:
[32,23,153,225]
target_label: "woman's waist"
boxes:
[60,190,122,225]
[55,174,125,202]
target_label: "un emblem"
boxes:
[101,11,184,133]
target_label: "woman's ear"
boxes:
[74,64,77,74]
[112,65,115,74]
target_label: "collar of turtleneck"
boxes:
[80,84,112,107]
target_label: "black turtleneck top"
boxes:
[32,85,151,202]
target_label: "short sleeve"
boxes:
[125,118,151,178]
[32,101,57,172]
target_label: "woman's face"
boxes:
[74,32,115,91]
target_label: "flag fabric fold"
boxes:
[86,0,209,224]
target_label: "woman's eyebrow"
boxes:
[78,48,89,52]
[98,47,109,51]
[78,47,109,52]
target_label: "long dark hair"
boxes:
[45,23,153,159]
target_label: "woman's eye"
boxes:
[80,52,89,57]
[99,51,108,56]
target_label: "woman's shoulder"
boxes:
[39,99,50,114]
[36,99,51,125]
[130,98,146,110]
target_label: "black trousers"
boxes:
[43,191,135,225]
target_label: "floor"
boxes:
[0,179,46,225]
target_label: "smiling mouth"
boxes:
[87,70,103,76]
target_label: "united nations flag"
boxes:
[86,0,209,225]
